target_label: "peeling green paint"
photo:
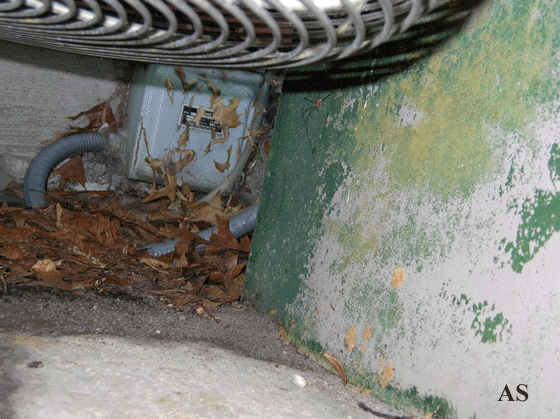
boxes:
[331,0,560,280]
[451,295,512,343]
[452,293,470,307]
[505,190,560,272]
[378,290,403,330]
[477,312,509,343]
[247,0,560,416]
[278,320,456,418]
[547,143,560,181]
[325,218,364,272]
[470,301,512,343]
[346,284,405,337]
[504,144,560,273]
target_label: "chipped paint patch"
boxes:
[345,326,356,352]
[398,98,425,129]
[391,267,406,290]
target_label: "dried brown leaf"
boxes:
[165,77,175,104]
[201,285,225,300]
[215,214,237,247]
[214,145,232,173]
[224,275,244,301]
[170,149,196,173]
[178,182,194,203]
[238,235,252,253]
[90,214,121,248]
[225,262,246,282]
[0,225,33,242]
[172,295,199,307]
[140,257,173,270]
[188,204,221,225]
[145,156,165,176]
[53,155,86,189]
[247,128,265,148]
[208,189,223,209]
[68,101,116,132]
[178,127,189,148]
[183,78,198,91]
[0,185,251,306]
[204,140,213,155]
[35,270,77,291]
[174,66,186,81]
[31,259,57,273]
[324,352,347,386]
[0,245,25,260]
[200,73,221,104]
[142,167,177,203]
[211,97,242,129]
[279,326,289,342]
[192,106,206,127]
[55,203,63,229]
[201,299,222,308]
[174,229,209,254]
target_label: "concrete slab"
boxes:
[1,333,379,419]
[0,288,422,419]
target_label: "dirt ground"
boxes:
[0,285,323,373]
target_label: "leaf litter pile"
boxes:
[0,86,259,313]
[0,189,251,311]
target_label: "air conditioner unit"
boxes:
[6,0,446,212]
[0,0,442,69]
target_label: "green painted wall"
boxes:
[245,0,560,417]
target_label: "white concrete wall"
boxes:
[0,41,129,182]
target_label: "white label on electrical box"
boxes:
[179,105,222,133]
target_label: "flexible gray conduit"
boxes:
[143,203,259,257]
[23,132,258,257]
[24,133,109,208]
